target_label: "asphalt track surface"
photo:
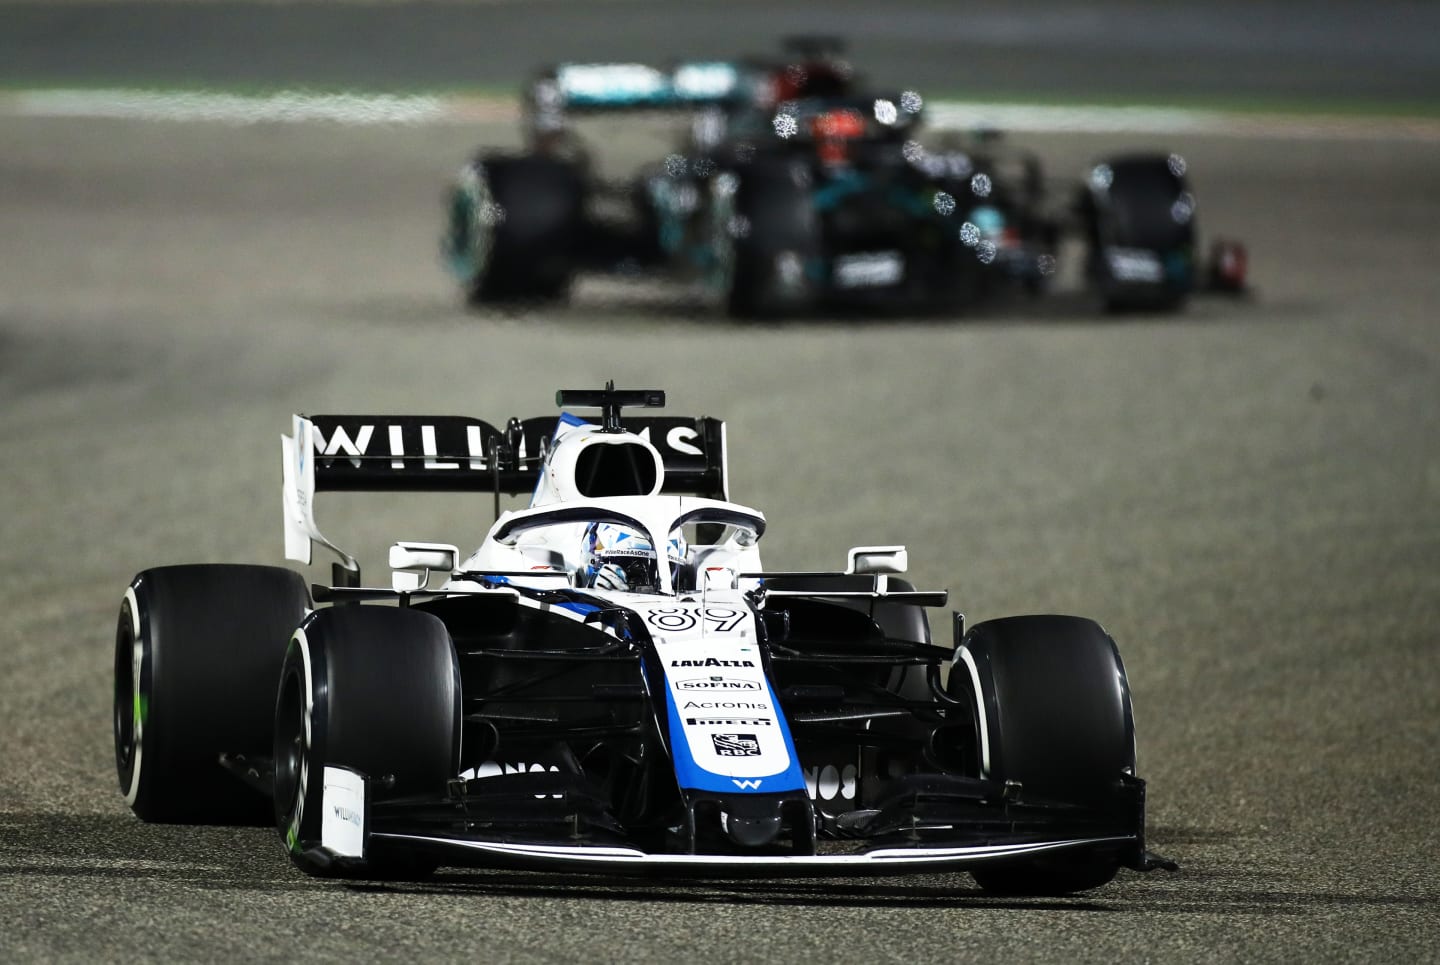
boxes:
[3,4,1440,964]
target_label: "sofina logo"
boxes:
[676,676,760,691]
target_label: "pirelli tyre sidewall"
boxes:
[953,614,1136,895]
[114,564,309,824]
[274,605,461,878]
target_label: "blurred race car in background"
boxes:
[443,38,1246,316]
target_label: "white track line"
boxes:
[4,88,1438,141]
[10,89,452,125]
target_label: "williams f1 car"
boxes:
[115,384,1174,892]
[443,39,1245,317]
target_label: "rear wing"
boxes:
[528,61,750,123]
[281,412,727,570]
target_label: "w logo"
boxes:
[731,779,763,790]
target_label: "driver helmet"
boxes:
[581,523,686,593]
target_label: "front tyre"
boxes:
[971,851,1122,896]
[274,605,461,878]
[950,614,1137,895]
[115,564,309,824]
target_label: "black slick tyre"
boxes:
[449,154,584,304]
[1080,153,1196,312]
[273,605,461,879]
[114,564,310,824]
[713,160,821,319]
[950,614,1136,895]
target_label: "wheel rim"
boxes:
[273,667,306,831]
[113,607,137,781]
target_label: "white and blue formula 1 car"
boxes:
[113,385,1175,893]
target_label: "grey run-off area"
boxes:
[2,1,1439,962]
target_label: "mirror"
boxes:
[389,541,459,592]
[847,545,908,575]
[389,542,459,572]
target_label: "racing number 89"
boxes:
[644,606,745,634]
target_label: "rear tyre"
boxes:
[114,564,309,824]
[950,614,1136,895]
[713,160,821,319]
[448,154,584,304]
[1079,153,1196,313]
[274,605,461,878]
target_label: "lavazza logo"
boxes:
[670,657,754,668]
[676,676,760,691]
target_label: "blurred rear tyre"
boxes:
[716,161,821,319]
[1081,153,1197,313]
[450,154,584,304]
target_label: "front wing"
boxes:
[306,764,1147,877]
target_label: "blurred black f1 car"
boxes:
[115,383,1175,893]
[443,39,1246,317]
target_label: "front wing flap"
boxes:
[367,832,1138,876]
